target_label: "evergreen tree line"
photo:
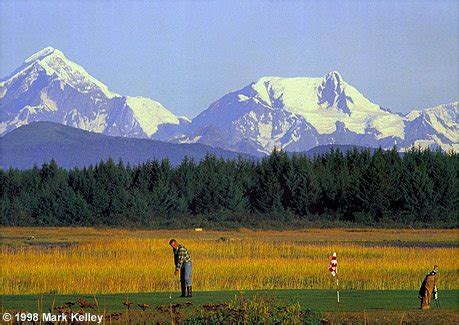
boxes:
[1,148,458,228]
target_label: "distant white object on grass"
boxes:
[194,228,203,232]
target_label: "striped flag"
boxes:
[329,252,337,277]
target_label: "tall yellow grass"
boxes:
[1,228,457,294]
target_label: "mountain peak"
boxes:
[318,71,352,114]
[24,46,65,63]
[323,71,343,85]
[1,47,183,139]
[21,47,121,100]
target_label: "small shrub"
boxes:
[185,294,322,324]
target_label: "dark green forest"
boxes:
[1,148,458,228]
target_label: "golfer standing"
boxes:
[418,265,438,309]
[169,239,192,297]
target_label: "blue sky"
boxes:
[1,0,458,117]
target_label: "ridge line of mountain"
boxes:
[1,47,457,156]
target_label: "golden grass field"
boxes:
[1,227,458,295]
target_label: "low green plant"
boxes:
[185,294,322,324]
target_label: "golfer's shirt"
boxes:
[174,245,191,269]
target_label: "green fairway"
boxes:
[2,289,458,313]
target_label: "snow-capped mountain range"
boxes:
[172,73,457,155]
[1,47,457,156]
[0,47,189,139]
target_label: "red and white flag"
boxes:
[329,252,337,277]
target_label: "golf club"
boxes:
[170,275,178,299]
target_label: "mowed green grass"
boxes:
[2,289,458,313]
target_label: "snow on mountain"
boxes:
[1,47,457,156]
[125,96,181,137]
[248,71,405,139]
[404,102,458,151]
[0,47,183,138]
[170,72,457,155]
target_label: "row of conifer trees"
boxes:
[1,147,457,228]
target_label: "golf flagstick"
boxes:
[336,275,340,304]
[328,252,339,304]
[336,260,340,304]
